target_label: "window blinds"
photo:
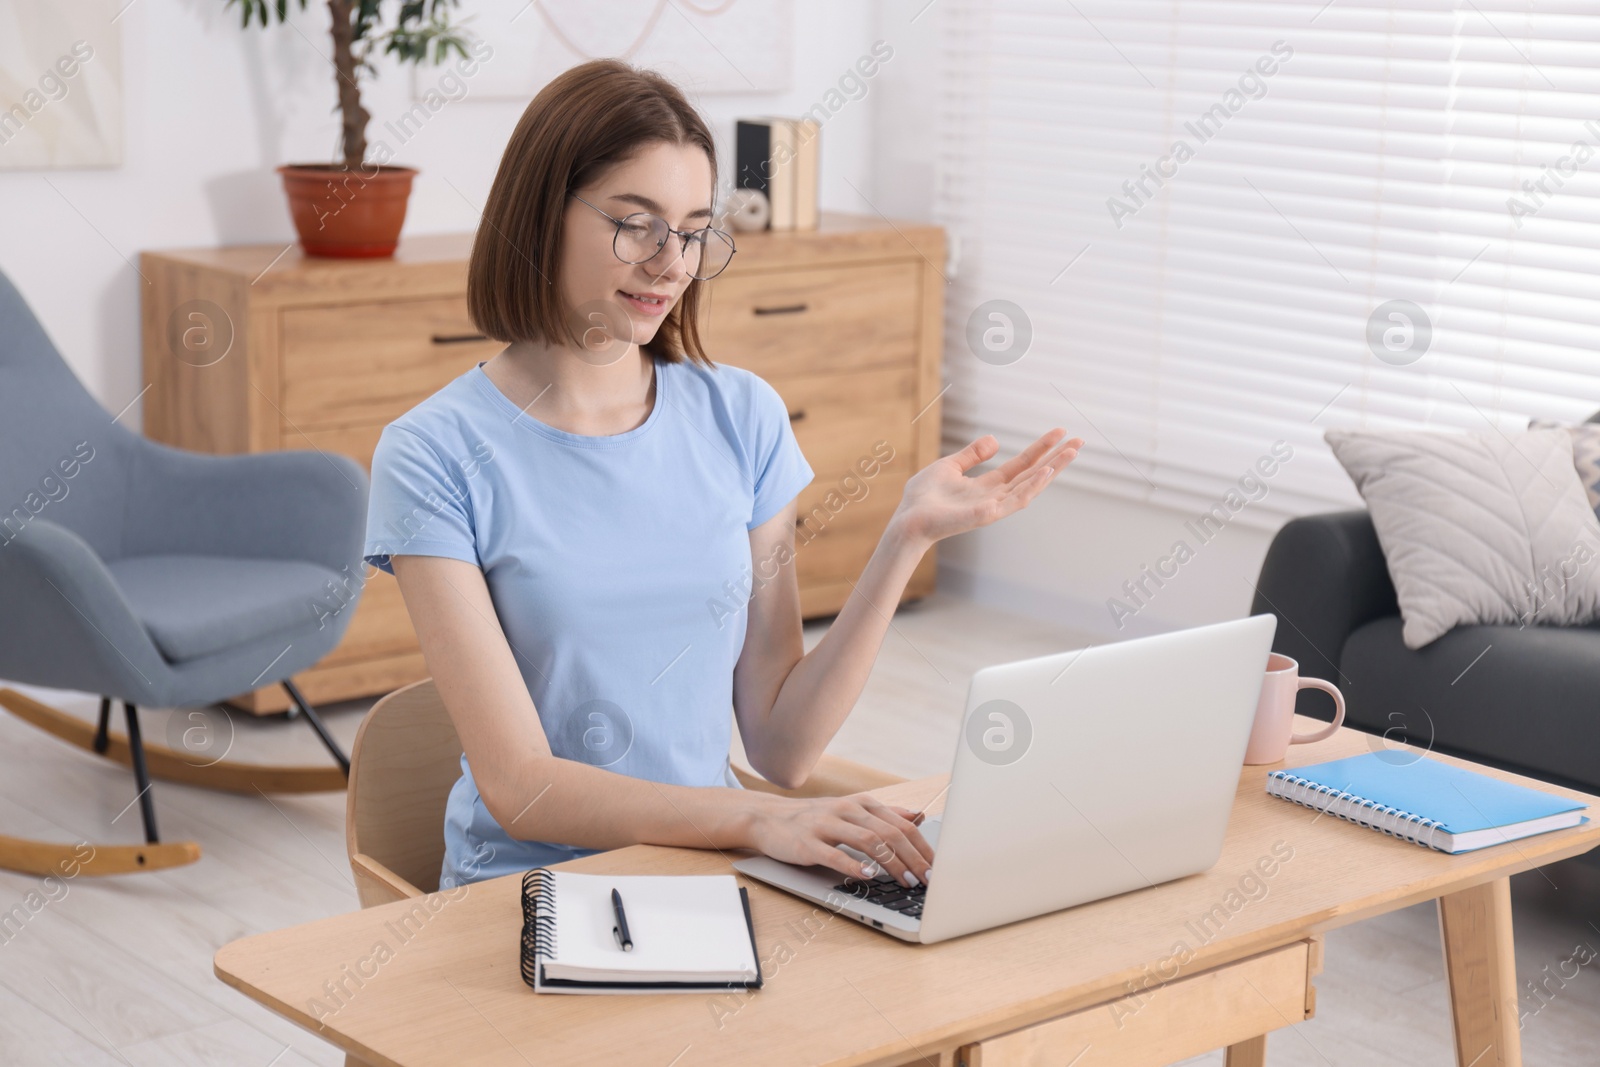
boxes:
[935,0,1600,525]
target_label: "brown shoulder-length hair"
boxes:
[468,59,717,368]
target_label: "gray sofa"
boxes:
[1250,509,1600,801]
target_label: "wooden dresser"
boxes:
[140,212,946,713]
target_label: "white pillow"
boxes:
[1325,427,1600,649]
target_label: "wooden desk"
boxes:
[214,719,1600,1067]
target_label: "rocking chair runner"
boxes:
[0,266,368,874]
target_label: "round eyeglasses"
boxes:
[570,192,737,281]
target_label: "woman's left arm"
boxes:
[732,428,1083,789]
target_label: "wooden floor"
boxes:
[2,591,1597,1065]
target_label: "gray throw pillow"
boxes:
[1325,427,1600,649]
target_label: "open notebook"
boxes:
[519,869,763,994]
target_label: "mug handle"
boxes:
[1290,677,1345,744]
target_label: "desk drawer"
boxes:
[767,365,916,585]
[776,363,917,493]
[961,941,1314,1067]
[706,262,920,380]
[280,297,500,430]
[794,472,905,586]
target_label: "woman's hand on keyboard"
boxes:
[749,792,934,888]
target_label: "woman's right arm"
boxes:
[389,554,933,886]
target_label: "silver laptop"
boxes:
[731,614,1277,944]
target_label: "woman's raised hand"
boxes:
[891,428,1083,548]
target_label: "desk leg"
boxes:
[1224,1035,1267,1067]
[1438,877,1522,1067]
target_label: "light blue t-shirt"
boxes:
[362,355,814,888]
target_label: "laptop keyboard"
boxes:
[833,871,925,919]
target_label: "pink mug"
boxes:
[1244,653,1345,765]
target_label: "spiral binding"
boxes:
[1267,770,1445,851]
[520,867,558,990]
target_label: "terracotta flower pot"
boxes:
[277,163,418,258]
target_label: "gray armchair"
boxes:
[0,266,368,867]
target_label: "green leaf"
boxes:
[221,0,308,29]
[222,0,463,69]
[354,0,382,42]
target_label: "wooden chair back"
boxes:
[345,678,463,908]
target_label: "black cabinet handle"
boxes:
[788,408,807,422]
[753,303,808,316]
[431,332,489,344]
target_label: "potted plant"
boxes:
[226,0,471,257]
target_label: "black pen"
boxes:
[611,887,633,951]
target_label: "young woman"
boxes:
[362,59,1082,892]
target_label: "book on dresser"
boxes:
[735,117,820,230]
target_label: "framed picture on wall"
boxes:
[0,1,123,170]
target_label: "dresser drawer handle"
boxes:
[753,303,809,316]
[788,408,807,422]
[431,332,489,344]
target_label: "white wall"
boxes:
[0,0,887,418]
[870,0,1279,639]
[934,483,1278,639]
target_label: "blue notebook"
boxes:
[1266,753,1587,854]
